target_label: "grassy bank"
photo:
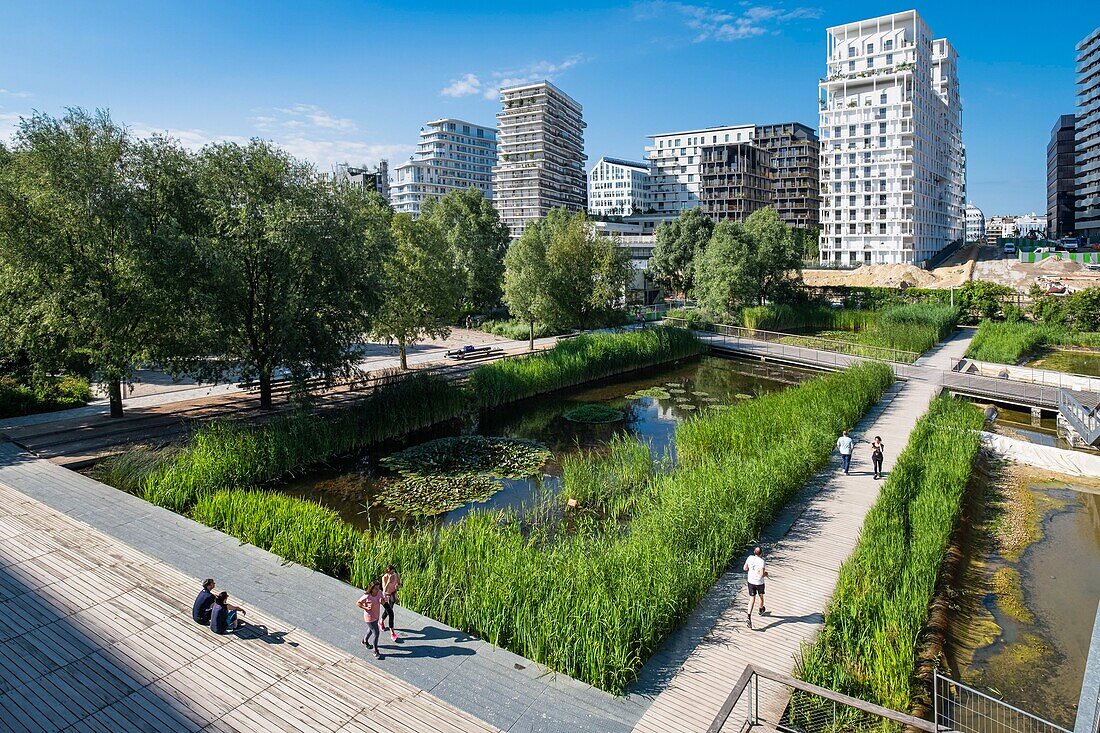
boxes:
[965,320,1100,365]
[469,327,704,408]
[356,362,893,691]
[797,395,984,712]
[0,375,92,418]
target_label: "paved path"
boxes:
[0,441,646,733]
[0,479,499,733]
[630,331,974,733]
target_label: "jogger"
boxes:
[381,565,401,642]
[358,581,384,658]
[744,546,768,627]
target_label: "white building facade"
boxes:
[964,203,985,242]
[493,81,587,238]
[587,157,650,217]
[818,10,965,265]
[1076,27,1100,240]
[1014,213,1046,238]
[644,125,756,219]
[389,119,497,217]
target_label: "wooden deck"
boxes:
[0,481,499,733]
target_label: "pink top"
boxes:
[382,572,401,595]
[358,592,382,623]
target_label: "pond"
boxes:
[1025,349,1100,378]
[986,402,1099,455]
[947,463,1100,729]
[279,355,813,529]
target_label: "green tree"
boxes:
[1064,288,1100,331]
[503,216,553,350]
[371,213,462,369]
[957,280,1014,322]
[693,208,803,316]
[0,109,193,417]
[421,187,509,314]
[647,207,714,296]
[190,141,388,408]
[544,210,633,330]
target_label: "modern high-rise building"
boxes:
[332,162,389,200]
[389,119,497,218]
[964,203,985,243]
[753,122,821,230]
[1047,114,1077,239]
[1075,28,1100,240]
[818,10,966,265]
[698,143,773,221]
[493,81,587,238]
[587,157,650,217]
[644,125,756,219]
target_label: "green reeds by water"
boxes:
[559,433,656,521]
[469,327,704,409]
[354,362,894,692]
[965,320,1100,364]
[796,395,984,712]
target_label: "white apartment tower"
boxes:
[1077,28,1100,239]
[493,81,587,238]
[644,125,756,218]
[587,157,650,217]
[819,10,965,265]
[389,119,497,217]
[964,203,985,242]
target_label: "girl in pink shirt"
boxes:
[381,565,402,642]
[357,580,384,658]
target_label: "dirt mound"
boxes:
[843,263,942,288]
[1035,256,1088,274]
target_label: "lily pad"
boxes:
[626,387,672,400]
[676,404,697,411]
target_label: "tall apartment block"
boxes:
[1047,114,1077,239]
[389,119,497,218]
[645,125,757,219]
[332,162,389,200]
[753,122,821,230]
[493,81,587,238]
[964,203,985,243]
[818,10,965,265]
[699,143,773,220]
[1076,28,1100,240]
[587,157,650,217]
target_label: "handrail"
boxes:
[708,663,943,733]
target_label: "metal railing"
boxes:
[951,358,1100,393]
[934,670,1071,733]
[665,318,922,365]
[1060,389,1100,447]
[709,664,942,733]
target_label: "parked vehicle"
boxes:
[1003,242,1017,256]
[1060,236,1080,251]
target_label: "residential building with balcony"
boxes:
[753,122,821,230]
[985,215,1017,245]
[644,125,756,221]
[493,81,587,238]
[587,157,650,217]
[1048,114,1077,239]
[389,119,497,217]
[1076,28,1100,240]
[698,143,773,221]
[332,162,389,200]
[818,10,965,265]
[964,203,985,243]
[1015,213,1046,238]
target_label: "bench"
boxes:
[445,346,493,359]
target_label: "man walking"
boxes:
[836,430,854,475]
[744,546,768,627]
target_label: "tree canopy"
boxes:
[647,207,714,296]
[503,216,553,349]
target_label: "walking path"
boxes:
[631,331,974,733]
[0,479,498,733]
[0,441,646,733]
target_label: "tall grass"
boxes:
[559,434,656,521]
[478,318,564,341]
[354,362,894,692]
[797,395,984,711]
[468,327,704,408]
[965,320,1100,364]
[742,304,876,333]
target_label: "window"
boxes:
[849,60,856,71]
[885,39,893,51]
[866,43,874,54]
[879,93,887,104]
[867,58,874,68]
[724,134,730,142]
[879,122,887,133]
[879,136,887,147]
[849,46,856,58]
[886,53,893,65]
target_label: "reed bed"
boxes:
[354,362,894,692]
[558,434,656,521]
[468,327,704,408]
[797,395,984,712]
[965,320,1100,364]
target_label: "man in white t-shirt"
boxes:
[836,430,855,475]
[743,546,768,627]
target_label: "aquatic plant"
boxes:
[562,403,623,423]
[377,473,502,515]
[797,395,984,712]
[965,320,1100,365]
[625,387,672,400]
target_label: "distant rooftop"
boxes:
[594,156,648,170]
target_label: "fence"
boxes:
[708,664,941,733]
[934,670,1071,733]
[951,358,1100,392]
[665,318,922,365]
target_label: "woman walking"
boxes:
[357,580,384,659]
[380,565,402,642]
[871,436,885,480]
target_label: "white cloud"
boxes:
[634,2,820,42]
[129,123,249,150]
[0,88,32,99]
[258,103,357,133]
[440,55,588,100]
[442,73,483,98]
[0,109,22,143]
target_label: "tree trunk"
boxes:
[259,370,273,410]
[108,376,123,418]
[528,322,535,351]
[399,338,408,370]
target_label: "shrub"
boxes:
[478,318,564,341]
[0,374,92,418]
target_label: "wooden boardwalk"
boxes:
[632,331,976,733]
[0,480,499,733]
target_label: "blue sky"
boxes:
[1,1,1097,215]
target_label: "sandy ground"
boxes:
[805,242,1100,294]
